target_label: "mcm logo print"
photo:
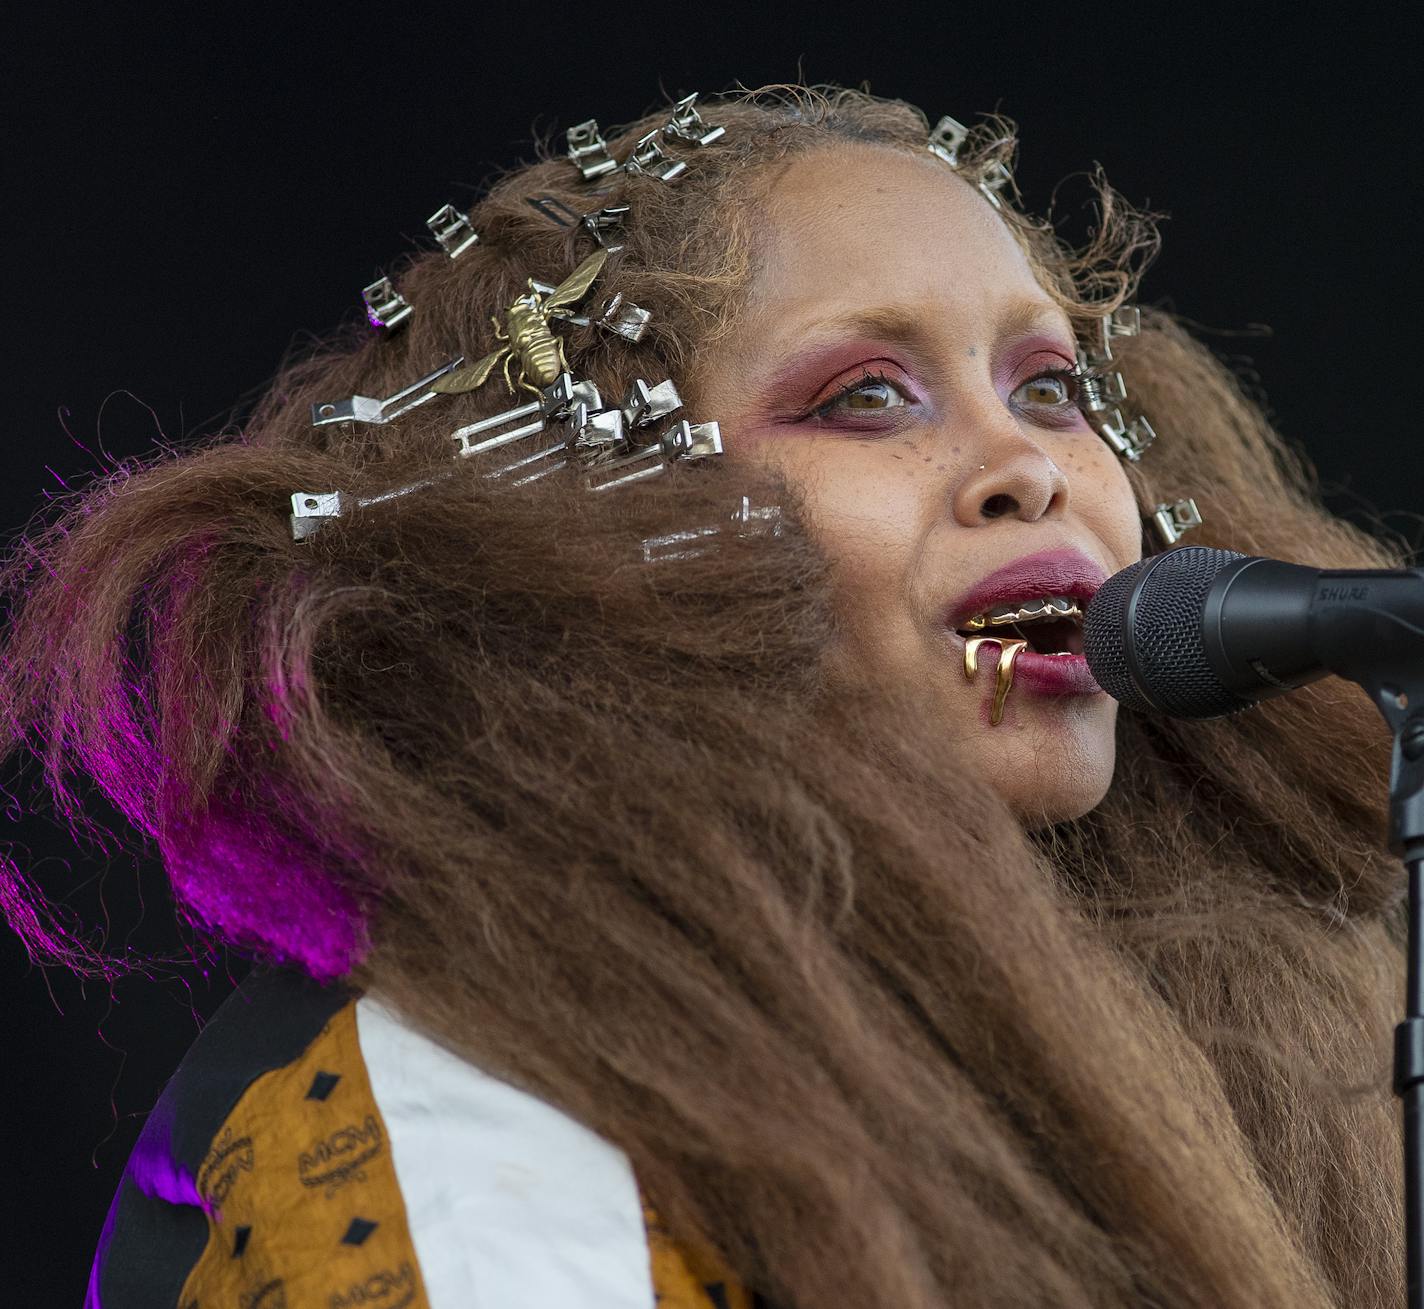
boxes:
[297,1114,384,1195]
[198,1126,255,1207]
[328,1262,418,1309]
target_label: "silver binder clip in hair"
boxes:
[621,378,682,428]
[597,292,652,342]
[567,120,618,181]
[976,160,1013,210]
[450,373,601,460]
[312,357,466,427]
[489,405,628,488]
[1148,497,1202,548]
[362,277,412,333]
[587,419,722,493]
[1096,409,1156,463]
[731,494,782,537]
[640,495,782,563]
[927,115,969,167]
[426,204,480,258]
[582,204,629,252]
[1079,369,1128,414]
[506,376,686,487]
[527,197,630,254]
[290,491,351,541]
[525,194,583,229]
[1084,304,1142,367]
[1104,303,1141,349]
[289,478,442,542]
[450,397,545,460]
[574,407,627,452]
[662,93,725,147]
[622,131,687,183]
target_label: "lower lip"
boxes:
[945,633,1102,697]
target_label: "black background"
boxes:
[6,7,1420,1300]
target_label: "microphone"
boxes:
[1082,546,1424,719]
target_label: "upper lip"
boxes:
[943,546,1109,633]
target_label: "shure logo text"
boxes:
[1319,585,1368,603]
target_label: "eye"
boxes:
[1012,363,1091,412]
[812,371,911,418]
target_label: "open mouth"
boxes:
[954,596,1085,657]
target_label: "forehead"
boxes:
[743,143,1066,338]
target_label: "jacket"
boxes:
[88,967,767,1309]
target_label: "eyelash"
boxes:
[810,360,1108,420]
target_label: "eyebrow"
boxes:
[792,297,1075,350]
[997,297,1076,343]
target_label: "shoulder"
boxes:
[90,969,756,1309]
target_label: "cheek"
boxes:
[782,444,923,576]
[756,442,926,647]
[1063,439,1141,557]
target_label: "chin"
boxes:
[1007,778,1112,829]
[986,709,1119,829]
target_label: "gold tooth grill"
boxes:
[960,598,1084,632]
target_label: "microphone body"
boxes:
[1084,546,1424,720]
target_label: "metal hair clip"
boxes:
[620,378,682,427]
[311,357,466,428]
[448,372,602,460]
[1096,409,1157,463]
[1075,304,1156,462]
[567,120,618,181]
[426,204,480,258]
[525,197,630,254]
[641,495,783,563]
[586,419,723,493]
[476,376,685,488]
[1083,303,1141,368]
[1148,498,1203,548]
[582,204,629,251]
[485,409,625,488]
[525,194,584,228]
[927,116,1015,209]
[662,93,725,147]
[1079,367,1128,415]
[927,115,969,167]
[362,277,412,333]
[591,292,652,342]
[289,479,440,542]
[622,130,687,183]
[976,160,1014,210]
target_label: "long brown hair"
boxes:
[1,85,1407,1307]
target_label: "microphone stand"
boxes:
[1306,574,1424,1305]
[1362,675,1424,1307]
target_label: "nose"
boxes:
[949,421,1070,527]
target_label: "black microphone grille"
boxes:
[1084,546,1250,718]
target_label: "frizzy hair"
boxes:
[0,85,1408,1307]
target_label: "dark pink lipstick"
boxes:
[943,547,1110,701]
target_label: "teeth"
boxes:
[961,594,1083,632]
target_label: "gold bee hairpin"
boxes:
[431,248,650,401]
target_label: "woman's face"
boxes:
[694,144,1143,826]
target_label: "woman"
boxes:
[2,85,1406,1307]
